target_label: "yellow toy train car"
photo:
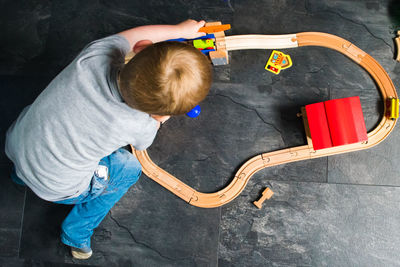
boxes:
[387,97,399,120]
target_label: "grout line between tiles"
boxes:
[265,177,400,188]
[325,181,400,188]
[216,206,222,267]
[17,187,27,258]
[326,157,329,183]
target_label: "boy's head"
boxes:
[119,41,212,116]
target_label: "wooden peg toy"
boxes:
[199,24,231,33]
[253,187,274,209]
[204,21,229,65]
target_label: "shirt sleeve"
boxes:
[132,118,159,151]
[76,35,131,66]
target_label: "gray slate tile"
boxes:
[219,180,400,267]
[0,165,25,258]
[19,177,220,267]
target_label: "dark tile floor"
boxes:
[1,0,400,266]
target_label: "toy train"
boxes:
[168,34,217,55]
[387,97,399,120]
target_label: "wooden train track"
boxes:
[129,32,397,208]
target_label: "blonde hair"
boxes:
[119,41,212,115]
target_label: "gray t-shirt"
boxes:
[5,35,158,201]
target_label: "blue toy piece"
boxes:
[186,105,201,118]
[167,34,215,42]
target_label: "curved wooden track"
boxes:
[130,32,397,208]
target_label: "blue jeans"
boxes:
[12,147,142,250]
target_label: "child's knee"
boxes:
[11,166,26,186]
[125,156,142,184]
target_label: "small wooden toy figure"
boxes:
[253,187,274,209]
[193,39,215,50]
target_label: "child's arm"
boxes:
[118,19,206,50]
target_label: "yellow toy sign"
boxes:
[265,50,292,74]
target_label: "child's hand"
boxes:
[151,115,171,129]
[151,115,170,123]
[151,115,170,130]
[177,19,206,39]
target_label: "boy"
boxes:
[5,19,212,259]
